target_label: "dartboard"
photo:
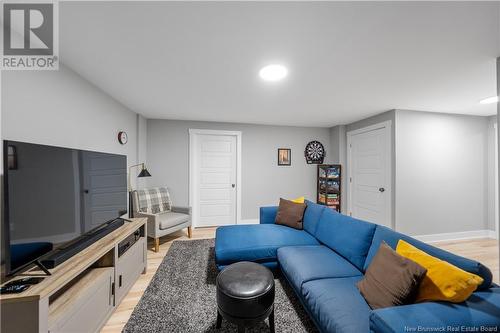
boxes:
[304,141,325,164]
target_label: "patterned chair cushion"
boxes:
[137,187,172,214]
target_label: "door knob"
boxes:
[379,188,385,193]
[231,184,236,188]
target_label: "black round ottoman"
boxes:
[216,261,275,333]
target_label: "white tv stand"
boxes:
[0,218,147,333]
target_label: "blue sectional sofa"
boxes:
[214,201,500,333]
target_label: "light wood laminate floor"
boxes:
[101,227,499,333]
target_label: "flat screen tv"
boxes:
[2,141,128,276]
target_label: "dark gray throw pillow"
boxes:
[357,242,427,309]
[275,198,307,230]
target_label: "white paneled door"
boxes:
[192,133,238,227]
[347,122,391,228]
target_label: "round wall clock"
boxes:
[304,140,325,164]
[118,131,128,145]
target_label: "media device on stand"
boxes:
[118,229,141,257]
[1,140,129,282]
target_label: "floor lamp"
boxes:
[128,163,152,218]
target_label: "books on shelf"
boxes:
[319,167,340,179]
[327,180,339,192]
[318,193,340,205]
[326,168,339,179]
[319,168,326,178]
[318,180,339,192]
[317,164,341,213]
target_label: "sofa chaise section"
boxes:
[214,224,319,270]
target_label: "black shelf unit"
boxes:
[317,164,341,213]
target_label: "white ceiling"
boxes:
[60,1,500,127]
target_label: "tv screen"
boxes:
[2,141,127,275]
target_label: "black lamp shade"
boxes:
[137,168,151,178]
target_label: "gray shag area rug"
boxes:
[123,239,318,333]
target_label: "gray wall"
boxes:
[496,56,500,262]
[329,125,347,212]
[1,65,143,276]
[395,110,491,235]
[146,120,331,220]
[137,115,148,165]
[136,114,149,189]
[331,109,494,236]
[487,115,498,231]
[1,64,144,189]
[496,56,500,269]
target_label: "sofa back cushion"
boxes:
[365,225,492,290]
[303,200,326,236]
[260,206,279,224]
[315,209,377,270]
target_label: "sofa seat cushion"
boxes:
[302,276,371,333]
[370,288,500,333]
[365,225,493,290]
[315,209,377,271]
[278,245,362,293]
[158,212,190,230]
[215,224,319,266]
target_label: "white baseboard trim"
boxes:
[486,230,499,239]
[239,219,259,225]
[413,229,498,243]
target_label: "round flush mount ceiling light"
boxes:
[259,64,288,82]
[479,96,499,104]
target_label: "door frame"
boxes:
[346,120,392,228]
[188,129,242,227]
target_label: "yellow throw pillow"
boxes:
[291,196,305,204]
[396,240,483,303]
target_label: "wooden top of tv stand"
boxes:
[0,218,147,303]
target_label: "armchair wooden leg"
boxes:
[154,238,160,252]
[187,226,193,239]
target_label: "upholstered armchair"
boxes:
[131,187,192,252]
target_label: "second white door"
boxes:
[347,122,392,228]
[194,133,237,227]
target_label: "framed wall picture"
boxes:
[278,148,291,166]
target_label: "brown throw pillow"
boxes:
[357,242,427,309]
[275,198,307,230]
